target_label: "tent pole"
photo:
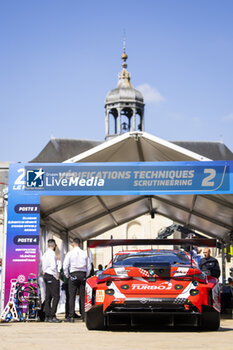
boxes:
[221,242,226,287]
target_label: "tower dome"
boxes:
[105,50,145,140]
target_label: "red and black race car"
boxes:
[85,239,220,330]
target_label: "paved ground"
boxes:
[0,317,233,350]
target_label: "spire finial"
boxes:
[121,30,128,69]
[123,29,126,53]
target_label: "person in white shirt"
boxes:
[63,238,91,322]
[42,239,61,323]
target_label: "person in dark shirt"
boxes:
[199,248,220,278]
[60,267,69,319]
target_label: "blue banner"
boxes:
[8,161,233,196]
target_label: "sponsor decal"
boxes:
[138,268,150,277]
[114,267,128,276]
[140,298,147,304]
[96,290,105,303]
[45,176,104,188]
[25,167,105,190]
[132,281,172,290]
[173,267,189,277]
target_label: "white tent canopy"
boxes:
[40,132,233,243]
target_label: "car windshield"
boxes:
[113,250,190,267]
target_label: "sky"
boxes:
[1,0,233,162]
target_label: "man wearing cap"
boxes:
[42,238,61,322]
[63,238,91,322]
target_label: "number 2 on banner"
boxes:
[201,169,216,187]
[15,168,26,185]
[13,168,26,190]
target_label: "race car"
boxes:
[85,238,220,330]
